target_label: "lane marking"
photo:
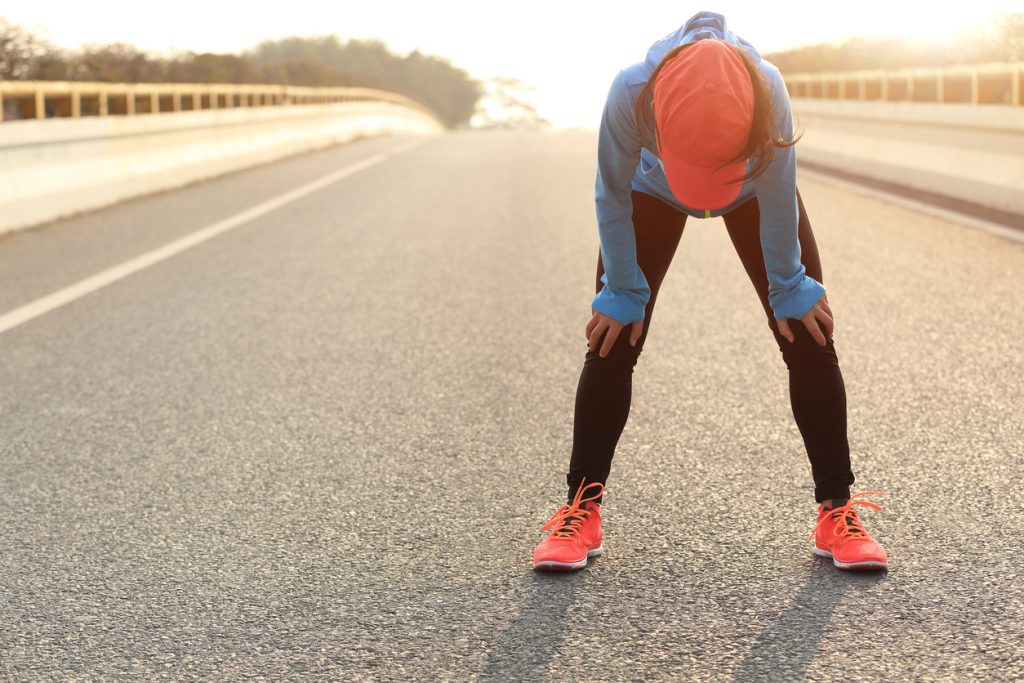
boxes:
[0,136,431,336]
[800,168,1024,244]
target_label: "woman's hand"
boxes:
[776,293,833,346]
[587,309,644,358]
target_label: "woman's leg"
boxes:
[564,190,688,504]
[721,188,855,503]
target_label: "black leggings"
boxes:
[566,189,855,505]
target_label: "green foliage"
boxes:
[247,36,482,128]
[0,19,481,128]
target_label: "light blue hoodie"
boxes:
[592,11,826,325]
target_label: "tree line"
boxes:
[0,19,482,128]
[765,12,1023,73]
[3,14,1021,127]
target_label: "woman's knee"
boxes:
[582,335,643,373]
[767,317,839,367]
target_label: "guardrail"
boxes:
[790,98,1024,217]
[0,80,442,126]
[0,81,444,235]
[784,62,1023,106]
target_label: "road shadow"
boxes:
[478,563,593,682]
[732,560,887,683]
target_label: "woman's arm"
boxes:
[750,67,828,322]
[592,69,649,326]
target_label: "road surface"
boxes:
[1,131,1022,680]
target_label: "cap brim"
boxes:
[661,153,747,211]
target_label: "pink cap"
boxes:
[652,39,754,211]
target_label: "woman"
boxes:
[532,12,888,572]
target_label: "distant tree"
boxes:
[73,42,164,82]
[247,36,482,127]
[163,52,262,84]
[23,45,70,80]
[766,12,1024,73]
[472,77,551,130]
[392,48,481,128]
[256,58,352,88]
[0,19,66,79]
[999,12,1024,61]
[0,18,482,128]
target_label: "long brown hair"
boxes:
[633,42,801,185]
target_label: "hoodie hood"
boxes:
[644,11,761,71]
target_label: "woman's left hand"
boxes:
[776,293,833,346]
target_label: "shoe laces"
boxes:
[810,491,885,542]
[539,478,605,540]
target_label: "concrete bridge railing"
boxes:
[0,81,444,235]
[0,80,440,122]
[784,62,1023,107]
[785,63,1024,218]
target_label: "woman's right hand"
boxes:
[776,293,834,346]
[587,309,644,358]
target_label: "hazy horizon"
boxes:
[5,1,1023,128]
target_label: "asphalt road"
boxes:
[1,131,1022,681]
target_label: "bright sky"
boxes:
[6,1,1024,128]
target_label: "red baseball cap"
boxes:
[652,39,754,211]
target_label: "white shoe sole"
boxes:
[813,544,888,571]
[533,545,603,571]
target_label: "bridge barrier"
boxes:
[0,81,444,235]
[0,80,441,121]
[785,62,1024,219]
[784,62,1023,106]
[790,99,1023,217]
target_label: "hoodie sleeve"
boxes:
[751,68,827,320]
[591,69,650,326]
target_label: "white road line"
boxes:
[800,168,1024,244]
[0,137,430,336]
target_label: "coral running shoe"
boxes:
[533,479,605,571]
[811,491,889,571]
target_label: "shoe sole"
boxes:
[813,545,888,571]
[532,545,603,571]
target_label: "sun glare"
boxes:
[2,0,1022,128]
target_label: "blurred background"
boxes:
[2,0,1023,129]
